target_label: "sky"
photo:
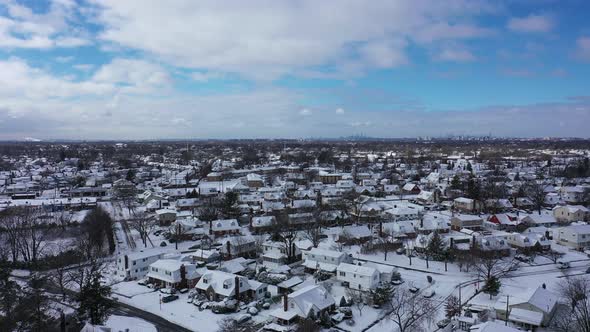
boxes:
[0,0,589,140]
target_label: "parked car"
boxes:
[159,288,176,294]
[437,318,451,328]
[409,286,420,293]
[179,288,189,294]
[422,289,435,298]
[160,241,167,247]
[515,254,531,263]
[236,314,251,324]
[396,248,405,255]
[161,295,179,303]
[391,279,405,286]
[137,278,148,286]
[558,261,571,269]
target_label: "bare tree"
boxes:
[553,277,590,332]
[377,228,398,261]
[129,212,157,247]
[523,180,549,214]
[302,223,322,248]
[346,288,368,316]
[545,250,565,264]
[470,250,519,288]
[217,316,257,332]
[384,288,436,332]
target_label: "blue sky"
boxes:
[0,0,589,139]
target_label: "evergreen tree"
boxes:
[371,284,394,306]
[77,268,113,325]
[483,276,501,299]
[466,177,480,200]
[426,232,446,260]
[451,175,462,190]
[466,162,473,173]
[27,275,51,332]
[0,266,20,328]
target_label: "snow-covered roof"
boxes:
[337,262,377,276]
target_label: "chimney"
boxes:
[283,293,288,312]
[209,220,213,235]
[180,264,186,287]
[235,276,240,305]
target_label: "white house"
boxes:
[270,285,335,327]
[556,224,590,249]
[302,248,351,273]
[116,249,167,280]
[195,270,267,302]
[553,205,589,223]
[336,263,380,291]
[146,259,200,289]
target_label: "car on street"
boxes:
[161,295,179,303]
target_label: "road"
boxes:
[13,272,194,332]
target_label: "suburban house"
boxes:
[505,232,551,251]
[336,263,380,291]
[219,235,257,259]
[195,270,267,302]
[494,287,558,329]
[146,259,200,289]
[208,219,241,237]
[246,173,264,188]
[453,197,477,212]
[488,214,518,231]
[302,248,351,273]
[155,209,177,226]
[556,224,590,249]
[402,183,421,194]
[270,285,335,327]
[451,215,484,231]
[521,213,557,228]
[418,214,450,234]
[116,249,168,280]
[553,205,589,223]
[262,241,302,269]
[249,215,276,233]
[337,225,372,244]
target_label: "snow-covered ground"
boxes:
[105,315,157,332]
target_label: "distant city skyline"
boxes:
[1,0,589,139]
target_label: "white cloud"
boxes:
[90,0,496,79]
[92,58,172,94]
[435,45,476,62]
[190,71,224,82]
[507,14,554,33]
[574,36,590,62]
[335,108,345,114]
[0,0,90,49]
[299,108,312,116]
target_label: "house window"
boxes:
[339,272,346,277]
[203,279,208,284]
[223,284,229,289]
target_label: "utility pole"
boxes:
[505,295,510,326]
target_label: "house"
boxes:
[262,241,302,268]
[319,172,343,184]
[155,209,177,226]
[219,235,257,259]
[302,248,351,273]
[556,224,590,249]
[195,270,267,302]
[146,259,200,289]
[246,173,264,188]
[270,285,335,327]
[474,236,511,256]
[338,225,372,244]
[470,321,520,332]
[336,263,380,291]
[505,232,550,251]
[454,197,477,212]
[208,219,241,237]
[415,190,438,205]
[288,212,314,229]
[488,214,518,230]
[116,249,167,280]
[250,215,276,233]
[418,214,450,234]
[402,183,421,194]
[182,249,220,264]
[553,205,589,223]
[494,286,558,328]
[521,213,557,228]
[451,215,484,231]
[277,276,304,294]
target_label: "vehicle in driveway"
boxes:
[162,295,179,303]
[137,278,148,286]
[557,261,570,269]
[409,286,420,293]
[159,288,176,294]
[515,254,531,263]
[422,289,435,298]
[391,279,404,286]
[437,318,451,328]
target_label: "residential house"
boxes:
[208,219,241,237]
[302,248,351,273]
[553,205,589,223]
[146,259,200,289]
[116,249,167,280]
[336,263,380,291]
[556,224,590,249]
[270,285,335,327]
[195,270,267,302]
[451,215,484,231]
[219,235,257,259]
